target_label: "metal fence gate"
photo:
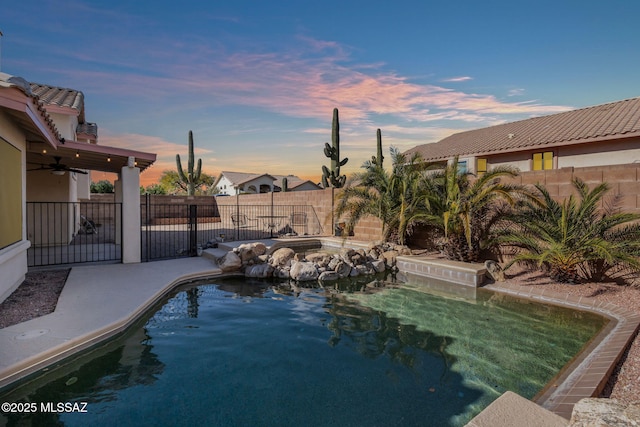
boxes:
[141,196,323,262]
[26,201,123,267]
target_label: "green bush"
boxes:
[90,180,114,193]
[500,178,640,284]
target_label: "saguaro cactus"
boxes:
[176,130,202,196]
[282,176,289,192]
[371,128,384,167]
[321,108,348,188]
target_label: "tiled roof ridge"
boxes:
[29,82,84,112]
[0,73,61,141]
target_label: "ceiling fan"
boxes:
[27,156,88,175]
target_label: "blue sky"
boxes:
[3,0,639,185]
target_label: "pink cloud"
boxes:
[55,34,571,127]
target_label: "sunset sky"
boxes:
[3,0,639,186]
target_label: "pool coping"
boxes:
[1,239,638,422]
[481,281,640,420]
[394,253,640,420]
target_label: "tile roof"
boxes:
[220,171,277,186]
[271,174,318,189]
[219,172,318,190]
[406,97,640,161]
[0,72,61,143]
[76,122,98,138]
[29,82,84,112]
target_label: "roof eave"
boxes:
[0,86,60,148]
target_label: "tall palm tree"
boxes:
[424,158,525,262]
[501,178,640,283]
[334,147,433,245]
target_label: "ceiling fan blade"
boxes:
[27,166,50,172]
[67,168,88,175]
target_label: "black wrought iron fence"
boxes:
[141,202,323,262]
[26,201,122,267]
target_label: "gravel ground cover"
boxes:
[0,266,637,404]
[0,269,69,329]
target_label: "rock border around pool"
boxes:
[216,240,411,281]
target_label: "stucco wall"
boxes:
[48,111,78,141]
[0,113,29,304]
[215,175,235,195]
[476,137,640,173]
[557,138,640,168]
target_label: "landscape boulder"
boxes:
[217,241,406,283]
[570,398,640,426]
[318,271,340,282]
[270,247,295,267]
[484,260,505,282]
[335,261,352,278]
[371,259,386,273]
[218,251,242,272]
[290,261,319,282]
[245,263,274,278]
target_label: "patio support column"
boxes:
[119,157,141,263]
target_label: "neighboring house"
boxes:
[215,171,278,195]
[0,72,156,303]
[214,171,320,195]
[405,97,640,175]
[272,175,322,192]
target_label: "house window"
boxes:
[533,152,554,170]
[458,160,467,174]
[476,158,487,175]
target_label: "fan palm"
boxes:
[501,178,640,283]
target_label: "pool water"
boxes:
[0,277,606,426]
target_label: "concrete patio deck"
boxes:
[0,256,221,390]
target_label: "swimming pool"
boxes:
[0,276,606,426]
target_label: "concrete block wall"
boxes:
[505,164,640,213]
[85,193,221,221]
[217,189,384,241]
[217,189,336,236]
[85,163,640,246]
[350,216,384,242]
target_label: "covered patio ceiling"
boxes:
[26,139,156,174]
